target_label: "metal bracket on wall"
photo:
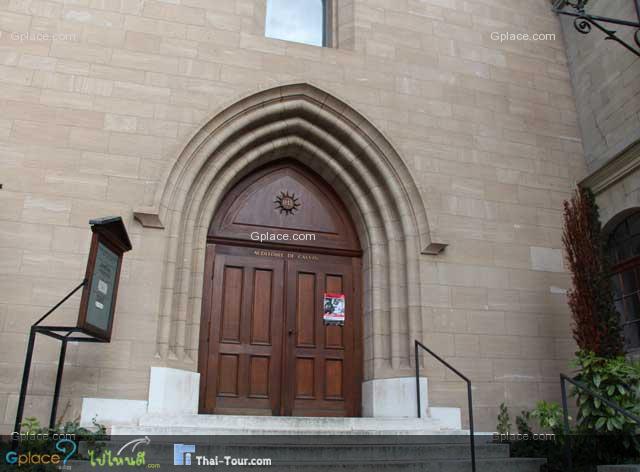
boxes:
[422,242,448,255]
[552,0,640,57]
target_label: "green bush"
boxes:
[497,402,512,435]
[572,351,640,438]
[531,400,565,436]
[19,414,106,439]
[497,372,640,472]
[516,409,533,436]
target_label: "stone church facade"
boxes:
[560,0,640,357]
[0,0,594,432]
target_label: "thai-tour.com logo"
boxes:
[5,438,77,467]
[174,444,196,465]
[173,443,273,467]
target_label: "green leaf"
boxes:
[611,417,623,430]
[595,417,606,430]
[607,385,615,395]
[617,384,626,395]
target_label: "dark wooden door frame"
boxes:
[198,161,363,417]
[198,243,363,417]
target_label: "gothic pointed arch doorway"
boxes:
[135,83,435,419]
[199,160,363,417]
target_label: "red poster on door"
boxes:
[323,293,345,326]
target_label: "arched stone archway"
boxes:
[134,83,435,382]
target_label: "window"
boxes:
[606,211,640,351]
[265,0,327,47]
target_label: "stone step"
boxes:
[212,458,546,472]
[102,442,510,462]
[71,432,539,472]
[113,414,457,435]
[598,467,640,472]
[70,457,546,472]
[112,435,491,445]
[113,425,459,435]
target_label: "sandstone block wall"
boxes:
[0,0,583,431]
[559,0,640,173]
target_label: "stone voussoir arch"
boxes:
[134,83,436,378]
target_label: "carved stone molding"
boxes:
[580,140,640,195]
[141,83,434,377]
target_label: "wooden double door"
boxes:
[199,161,363,417]
[200,244,362,417]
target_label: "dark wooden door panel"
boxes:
[220,266,242,342]
[202,252,284,415]
[284,256,359,417]
[251,269,273,345]
[295,272,316,347]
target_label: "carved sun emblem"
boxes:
[274,191,301,215]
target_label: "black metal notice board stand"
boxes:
[13,216,132,451]
[13,279,108,436]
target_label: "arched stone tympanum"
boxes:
[134,83,435,379]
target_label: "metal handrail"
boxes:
[415,340,476,472]
[560,373,640,472]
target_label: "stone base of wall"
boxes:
[81,368,461,430]
[362,376,427,418]
[80,367,199,427]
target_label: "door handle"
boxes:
[288,329,295,336]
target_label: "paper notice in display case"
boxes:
[323,293,345,326]
[85,242,118,332]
